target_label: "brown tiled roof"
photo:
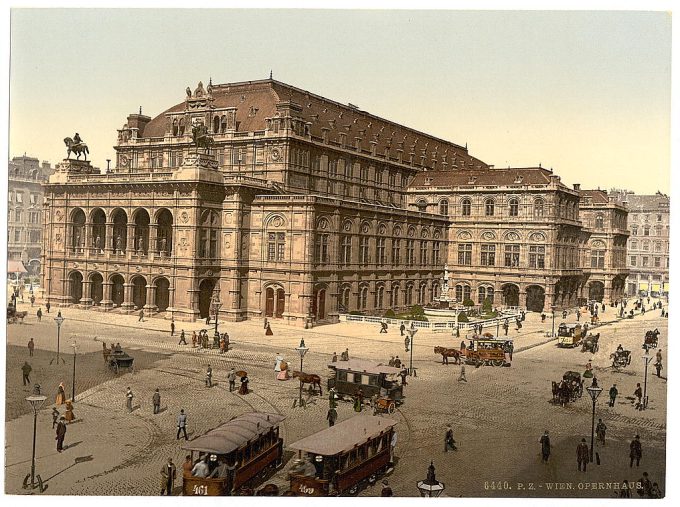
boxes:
[579,189,609,204]
[408,167,556,188]
[142,79,489,171]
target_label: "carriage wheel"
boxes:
[387,401,396,414]
[368,474,377,484]
[348,485,359,495]
[492,359,504,367]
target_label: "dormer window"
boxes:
[468,176,477,184]
[514,175,524,184]
[425,177,432,186]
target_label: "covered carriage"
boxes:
[581,333,600,353]
[107,348,134,374]
[557,323,583,348]
[611,349,632,370]
[644,329,660,349]
[463,338,510,367]
[327,359,403,407]
[552,370,584,405]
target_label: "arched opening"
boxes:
[69,272,83,304]
[376,285,385,310]
[111,208,128,254]
[198,279,216,319]
[91,208,106,252]
[220,115,227,133]
[455,284,471,303]
[156,208,173,256]
[439,199,449,216]
[155,277,170,312]
[111,274,125,307]
[589,281,605,302]
[312,287,326,320]
[90,273,103,305]
[391,285,400,308]
[172,119,178,136]
[213,116,220,133]
[461,198,471,216]
[276,288,285,318]
[133,209,150,255]
[132,276,147,309]
[71,208,86,253]
[526,285,545,312]
[502,284,520,307]
[178,118,185,136]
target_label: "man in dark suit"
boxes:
[56,417,67,452]
[160,457,177,495]
[577,438,589,472]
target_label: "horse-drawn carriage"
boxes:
[610,349,632,370]
[107,347,135,374]
[7,303,27,324]
[288,414,397,496]
[327,359,403,412]
[552,371,584,406]
[581,333,600,353]
[557,323,583,348]
[462,338,511,367]
[182,412,285,496]
[644,329,660,349]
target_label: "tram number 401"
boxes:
[192,484,209,495]
[298,484,315,495]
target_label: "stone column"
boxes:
[149,225,158,261]
[80,279,93,306]
[122,282,134,310]
[144,284,158,312]
[101,281,113,309]
[126,223,135,259]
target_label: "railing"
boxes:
[339,311,522,332]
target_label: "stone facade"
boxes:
[8,155,53,274]
[610,190,669,296]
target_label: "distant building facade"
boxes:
[610,190,669,296]
[7,155,53,275]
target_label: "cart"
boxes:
[108,349,135,374]
[373,397,396,415]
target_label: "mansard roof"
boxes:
[141,79,488,171]
[579,189,610,204]
[408,166,560,188]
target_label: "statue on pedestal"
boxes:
[191,121,213,150]
[64,132,89,161]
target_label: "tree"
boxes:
[482,297,493,314]
[457,311,469,322]
[463,299,475,308]
[410,305,425,317]
[384,309,396,318]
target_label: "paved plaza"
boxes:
[4,299,667,497]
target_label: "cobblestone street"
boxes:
[5,299,667,497]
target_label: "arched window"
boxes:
[340,285,351,311]
[391,284,400,307]
[359,286,368,310]
[508,199,519,217]
[643,226,650,236]
[178,118,185,136]
[213,116,220,133]
[533,198,544,218]
[595,214,604,229]
[375,285,385,309]
[199,210,219,258]
[172,119,178,136]
[461,198,471,216]
[418,283,427,304]
[439,199,449,216]
[485,199,495,216]
[220,115,227,133]
[405,284,414,306]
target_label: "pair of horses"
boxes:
[551,380,581,406]
[291,371,322,395]
[434,346,462,365]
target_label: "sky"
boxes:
[7,8,672,194]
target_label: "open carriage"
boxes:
[610,349,632,370]
[552,370,584,405]
[644,329,660,349]
[182,412,285,496]
[107,347,135,374]
[288,414,397,496]
[581,333,600,353]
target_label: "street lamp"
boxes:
[586,380,603,462]
[295,338,309,408]
[642,354,653,409]
[71,340,78,402]
[23,393,47,492]
[50,314,65,365]
[407,325,418,376]
[210,288,222,349]
[551,305,557,338]
[416,461,445,497]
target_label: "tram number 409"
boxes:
[192,484,209,495]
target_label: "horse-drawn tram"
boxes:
[464,338,511,367]
[328,359,404,403]
[182,412,285,496]
[288,414,397,496]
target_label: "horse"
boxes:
[434,346,461,365]
[291,371,322,395]
[64,137,89,161]
[256,484,280,496]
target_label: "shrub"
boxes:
[457,312,469,322]
[349,311,363,315]
[482,297,493,314]
[463,298,475,308]
[384,309,396,318]
[410,305,425,316]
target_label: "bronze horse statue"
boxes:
[64,137,89,160]
[434,346,461,365]
[291,371,322,395]
[191,123,214,150]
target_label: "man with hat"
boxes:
[56,416,67,452]
[577,438,589,472]
[539,430,551,463]
[228,368,236,392]
[630,435,642,467]
[160,457,177,495]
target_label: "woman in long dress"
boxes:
[56,382,66,405]
[277,361,289,381]
[583,360,594,378]
[274,353,284,372]
[239,375,249,395]
[64,400,75,423]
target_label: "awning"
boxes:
[663,282,669,292]
[652,284,661,291]
[7,260,27,274]
[639,282,649,290]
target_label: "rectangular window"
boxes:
[359,237,370,263]
[529,245,545,269]
[377,238,386,265]
[15,209,22,222]
[591,250,605,269]
[340,235,352,265]
[406,240,415,266]
[392,239,401,265]
[16,193,23,203]
[642,256,649,267]
[315,234,329,263]
[419,241,428,265]
[14,230,21,242]
[654,257,661,268]
[504,244,520,267]
[267,232,285,261]
[433,241,441,265]
[458,243,472,265]
[29,194,36,204]
[481,244,496,266]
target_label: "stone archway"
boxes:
[69,272,83,304]
[111,274,125,307]
[589,281,605,302]
[312,287,327,320]
[263,285,285,318]
[526,285,545,312]
[132,276,147,309]
[155,277,170,312]
[198,279,216,319]
[90,273,103,305]
[502,284,520,307]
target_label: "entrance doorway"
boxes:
[525,285,545,312]
[198,279,216,319]
[132,277,147,309]
[111,275,125,307]
[90,273,103,305]
[69,272,83,303]
[502,284,520,307]
[264,286,286,318]
[155,277,170,312]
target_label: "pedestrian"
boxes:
[239,374,249,395]
[354,388,364,412]
[228,368,236,392]
[444,424,457,451]
[178,329,187,345]
[275,353,284,372]
[52,407,60,428]
[506,341,514,361]
[649,482,663,499]
[170,320,175,336]
[56,416,67,452]
[577,438,589,472]
[404,335,410,352]
[22,361,32,386]
[64,400,75,423]
[458,364,467,382]
[205,365,213,387]
[56,382,66,405]
[126,387,134,412]
[331,351,338,362]
[223,332,230,351]
[341,348,349,361]
[326,407,337,427]
[655,349,663,378]
[539,430,551,462]
[576,310,581,321]
[182,455,193,477]
[634,383,643,410]
[191,331,197,348]
[153,388,161,414]
[379,322,388,333]
[609,383,618,407]
[27,337,35,357]
[629,435,642,467]
[45,301,51,313]
[192,456,209,477]
[265,322,273,336]
[30,294,35,307]
[36,308,42,321]
[381,480,393,497]
[394,356,401,369]
[637,472,651,497]
[138,309,144,322]
[177,409,188,440]
[399,322,405,336]
[160,457,177,495]
[400,368,408,386]
[596,418,606,446]
[219,336,226,353]
[329,387,338,408]
[388,356,395,367]
[541,313,546,322]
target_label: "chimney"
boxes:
[127,112,152,137]
[573,183,581,191]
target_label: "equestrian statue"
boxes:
[191,122,214,150]
[64,132,89,161]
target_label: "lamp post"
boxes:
[586,380,603,462]
[642,354,653,409]
[496,317,500,337]
[71,340,77,402]
[416,461,445,497]
[24,393,47,491]
[295,338,309,408]
[210,288,222,349]
[407,325,418,376]
[551,305,557,337]
[50,314,65,365]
